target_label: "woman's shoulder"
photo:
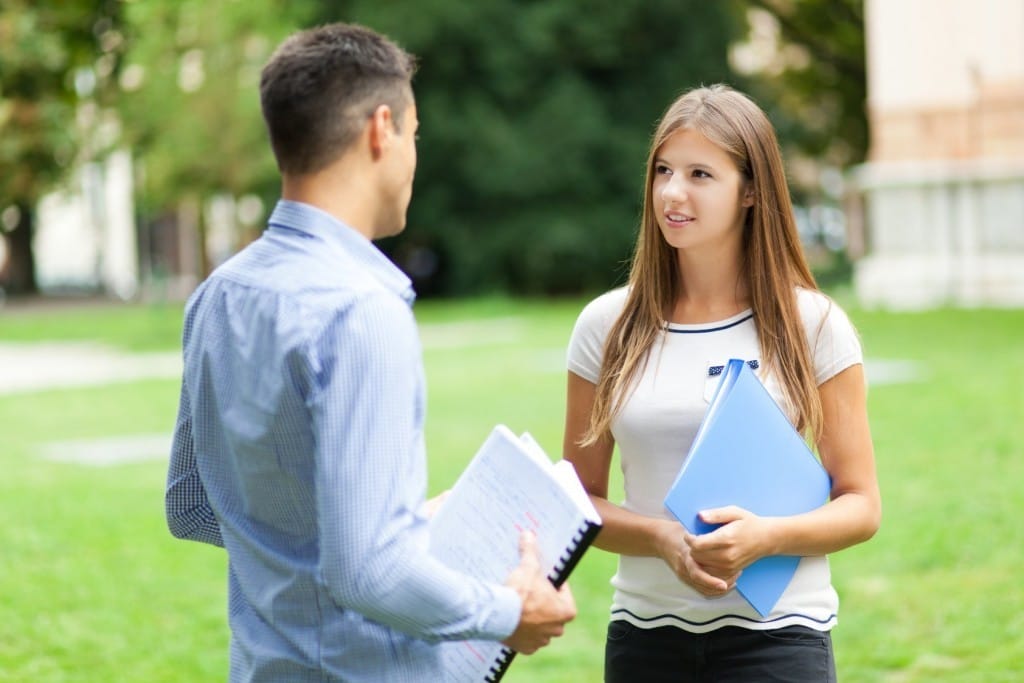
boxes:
[794,286,834,313]
[576,286,630,327]
[793,287,862,379]
[568,287,629,380]
[794,286,851,327]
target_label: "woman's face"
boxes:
[651,127,752,255]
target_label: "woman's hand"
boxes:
[653,519,739,597]
[686,506,774,579]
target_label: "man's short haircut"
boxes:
[259,23,417,175]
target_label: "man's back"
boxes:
[169,202,478,681]
[166,22,574,680]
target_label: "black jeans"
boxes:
[605,621,837,683]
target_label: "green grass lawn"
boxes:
[1,295,1022,681]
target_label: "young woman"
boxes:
[564,84,881,682]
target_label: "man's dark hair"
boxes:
[260,23,417,175]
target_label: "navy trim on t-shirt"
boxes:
[664,313,754,334]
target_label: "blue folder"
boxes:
[663,358,831,616]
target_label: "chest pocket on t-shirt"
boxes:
[703,359,761,403]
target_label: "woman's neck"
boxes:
[670,248,749,324]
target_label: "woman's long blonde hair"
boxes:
[585,84,823,445]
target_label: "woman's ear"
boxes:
[742,184,755,208]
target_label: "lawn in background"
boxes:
[0,295,1021,681]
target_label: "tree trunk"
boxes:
[1,202,38,295]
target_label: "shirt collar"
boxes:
[267,199,416,305]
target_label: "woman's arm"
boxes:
[563,371,735,596]
[688,363,881,574]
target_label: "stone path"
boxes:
[39,433,173,466]
[0,341,181,466]
[1,329,923,466]
[0,317,528,397]
[0,341,182,396]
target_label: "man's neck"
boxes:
[281,166,377,240]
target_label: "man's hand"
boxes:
[422,490,450,518]
[502,531,577,654]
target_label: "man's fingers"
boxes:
[555,582,577,620]
[517,530,542,574]
[423,489,451,518]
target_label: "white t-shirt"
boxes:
[567,286,863,633]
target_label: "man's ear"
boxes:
[367,104,394,159]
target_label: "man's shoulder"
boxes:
[185,228,413,343]
[207,235,388,299]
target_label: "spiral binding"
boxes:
[485,647,515,682]
[552,521,601,588]
[483,521,601,681]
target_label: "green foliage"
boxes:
[0,0,124,292]
[113,0,737,295]
[117,1,302,212]
[0,0,122,202]
[733,0,868,169]
[5,1,871,298]
[345,0,738,295]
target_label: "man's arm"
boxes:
[312,293,525,642]
[165,378,224,547]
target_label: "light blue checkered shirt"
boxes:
[167,200,520,682]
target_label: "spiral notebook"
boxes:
[430,425,602,682]
[663,358,832,617]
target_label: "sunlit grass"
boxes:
[1,296,1022,681]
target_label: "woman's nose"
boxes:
[661,175,687,203]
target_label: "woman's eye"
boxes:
[693,169,711,179]
[655,164,671,175]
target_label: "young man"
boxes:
[166,23,575,682]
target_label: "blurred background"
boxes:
[0,0,973,307]
[2,1,1021,308]
[2,2,1023,681]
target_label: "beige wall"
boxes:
[865,0,1024,161]
[853,0,1024,308]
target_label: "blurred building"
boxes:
[849,0,1024,308]
[34,151,139,299]
[31,156,257,302]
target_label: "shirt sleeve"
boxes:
[798,289,864,385]
[165,377,225,547]
[567,288,625,383]
[309,291,521,643]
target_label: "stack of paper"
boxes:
[431,425,602,681]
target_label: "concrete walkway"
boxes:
[0,341,182,465]
[0,317,529,397]
[1,332,923,466]
[0,341,181,396]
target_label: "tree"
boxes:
[725,0,866,276]
[314,0,740,296]
[0,0,124,294]
[117,0,307,283]
[730,0,867,172]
